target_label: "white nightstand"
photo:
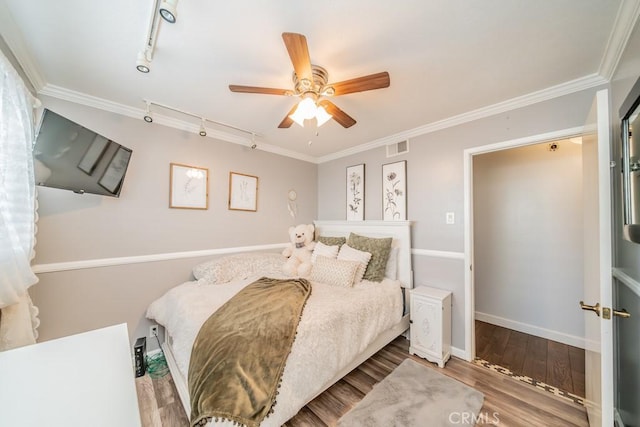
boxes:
[409,286,452,368]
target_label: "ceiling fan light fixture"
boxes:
[289,107,307,127]
[159,0,178,23]
[297,96,317,120]
[321,86,335,96]
[315,105,332,127]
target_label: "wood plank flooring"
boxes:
[135,372,188,427]
[136,336,588,426]
[475,320,585,398]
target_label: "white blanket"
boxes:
[146,275,403,426]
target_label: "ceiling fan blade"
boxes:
[328,72,390,96]
[282,32,312,82]
[229,85,290,96]
[278,104,299,128]
[319,100,356,128]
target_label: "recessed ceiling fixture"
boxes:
[229,32,390,129]
[159,0,178,23]
[142,100,258,145]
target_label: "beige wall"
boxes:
[318,86,605,351]
[30,96,317,345]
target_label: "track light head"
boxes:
[143,101,153,123]
[199,119,207,137]
[159,0,178,23]
[136,51,151,73]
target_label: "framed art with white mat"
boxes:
[346,163,365,221]
[169,163,208,210]
[382,160,406,220]
[228,172,258,211]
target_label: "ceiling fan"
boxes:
[229,32,390,129]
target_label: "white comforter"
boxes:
[146,274,403,426]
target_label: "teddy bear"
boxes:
[282,223,316,277]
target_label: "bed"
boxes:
[146,220,413,426]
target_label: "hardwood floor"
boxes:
[135,372,188,427]
[136,336,588,427]
[475,320,585,398]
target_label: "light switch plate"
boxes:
[446,212,455,224]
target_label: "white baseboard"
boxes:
[475,312,585,349]
[451,346,469,361]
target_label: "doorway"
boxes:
[462,129,587,399]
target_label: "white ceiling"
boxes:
[0,0,633,161]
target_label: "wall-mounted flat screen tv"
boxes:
[33,109,132,197]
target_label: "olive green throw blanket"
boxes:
[188,277,311,427]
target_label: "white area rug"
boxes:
[337,358,484,427]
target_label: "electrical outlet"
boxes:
[149,324,159,338]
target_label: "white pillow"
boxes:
[310,256,359,288]
[337,244,372,284]
[192,252,284,284]
[311,241,339,264]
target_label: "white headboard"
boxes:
[313,220,413,289]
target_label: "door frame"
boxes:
[462,125,586,361]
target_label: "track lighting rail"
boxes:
[142,100,258,140]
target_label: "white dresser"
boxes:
[409,286,452,368]
[0,323,141,426]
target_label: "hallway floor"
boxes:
[475,320,585,401]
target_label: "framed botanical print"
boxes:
[382,160,407,220]
[228,172,258,211]
[346,164,365,221]
[169,163,208,209]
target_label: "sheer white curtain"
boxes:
[0,50,40,349]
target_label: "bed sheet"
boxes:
[146,274,403,426]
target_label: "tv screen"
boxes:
[33,109,132,197]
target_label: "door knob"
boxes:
[579,301,600,317]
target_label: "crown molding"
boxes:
[5,0,626,166]
[39,84,317,163]
[0,2,46,91]
[317,73,607,163]
[598,0,640,81]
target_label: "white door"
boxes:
[581,89,613,427]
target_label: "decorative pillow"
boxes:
[347,233,393,282]
[337,244,372,284]
[317,236,347,246]
[310,256,359,288]
[192,252,284,284]
[311,241,340,264]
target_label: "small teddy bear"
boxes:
[282,224,316,277]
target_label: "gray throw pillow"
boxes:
[317,236,347,246]
[346,233,392,282]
